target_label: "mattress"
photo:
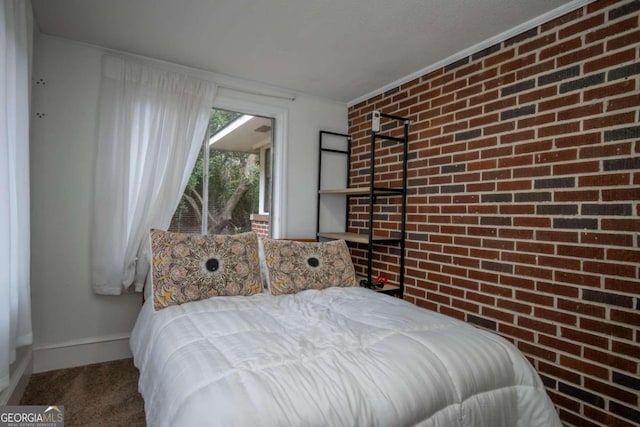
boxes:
[130,287,561,426]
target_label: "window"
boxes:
[169,108,273,235]
[262,146,272,214]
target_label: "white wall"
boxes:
[29,35,347,369]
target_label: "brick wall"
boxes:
[347,1,640,425]
[251,213,270,238]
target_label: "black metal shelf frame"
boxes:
[317,114,410,298]
[367,113,410,297]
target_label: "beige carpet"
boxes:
[20,358,146,427]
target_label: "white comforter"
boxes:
[131,287,560,427]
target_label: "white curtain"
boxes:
[91,55,216,295]
[0,0,33,392]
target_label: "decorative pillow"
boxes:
[150,230,262,311]
[261,238,357,295]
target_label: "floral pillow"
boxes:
[150,229,262,311]
[261,238,357,295]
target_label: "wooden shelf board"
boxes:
[317,231,402,244]
[317,232,369,244]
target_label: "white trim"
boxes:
[209,114,253,146]
[212,95,288,238]
[33,334,131,373]
[348,0,595,107]
[0,347,33,405]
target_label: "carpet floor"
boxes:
[20,358,146,426]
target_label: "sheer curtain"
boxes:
[91,55,216,295]
[0,0,33,392]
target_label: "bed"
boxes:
[131,231,561,426]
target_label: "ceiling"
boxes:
[210,115,272,153]
[31,0,576,103]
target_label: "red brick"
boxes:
[557,44,604,67]
[584,80,635,101]
[583,260,636,278]
[514,265,553,281]
[583,406,637,427]
[513,216,551,228]
[515,139,554,155]
[500,130,535,144]
[580,142,631,159]
[483,96,517,113]
[586,0,620,13]
[498,298,532,314]
[610,309,640,327]
[541,8,583,31]
[579,173,630,187]
[607,93,640,111]
[498,323,534,341]
[516,60,556,80]
[538,334,581,355]
[584,347,637,373]
[469,90,500,107]
[538,361,581,386]
[581,317,633,340]
[517,113,556,129]
[584,48,636,74]
[519,33,557,54]
[539,94,581,112]
[559,354,609,380]
[538,121,580,137]
[603,187,640,202]
[561,326,609,349]
[517,341,557,362]
[539,150,580,166]
[557,244,605,259]
[607,29,640,51]
[554,190,599,202]
[456,83,483,100]
[541,37,583,60]
[557,299,606,318]
[586,16,638,44]
[516,241,554,254]
[584,377,638,406]
[554,160,599,175]
[503,251,538,266]
[455,62,482,79]
[555,270,601,287]
[607,248,640,263]
[536,230,579,243]
[602,218,640,232]
[558,410,600,427]
[518,316,557,334]
[558,14,605,39]
[536,282,580,298]
[534,307,577,325]
[604,277,640,293]
[557,104,603,121]
[612,340,640,361]
[483,48,515,67]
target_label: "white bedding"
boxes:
[130,287,561,427]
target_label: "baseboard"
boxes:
[0,346,33,405]
[33,334,131,373]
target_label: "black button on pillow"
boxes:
[205,257,219,272]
